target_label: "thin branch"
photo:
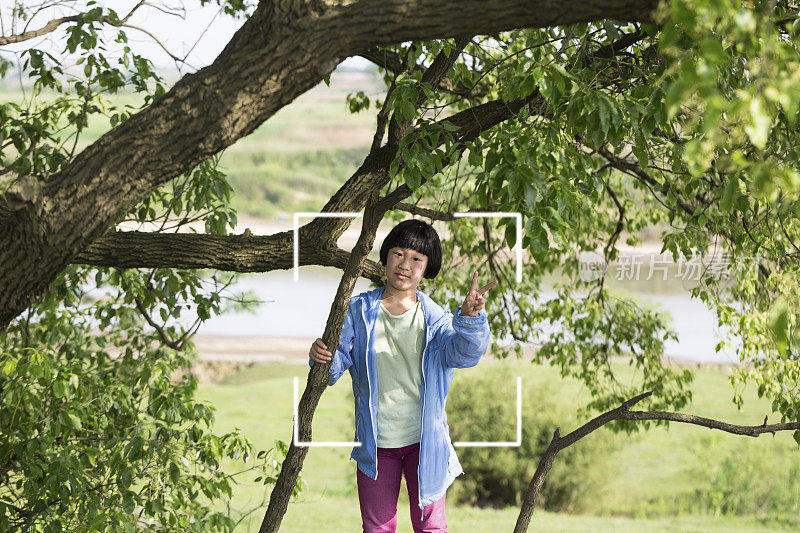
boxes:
[393,200,502,220]
[131,292,182,351]
[120,23,185,66]
[514,390,800,532]
[386,36,472,147]
[371,65,398,152]
[0,15,79,45]
[0,1,147,46]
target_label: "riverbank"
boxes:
[190,333,742,370]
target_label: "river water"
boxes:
[187,261,744,364]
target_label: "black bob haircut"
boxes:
[379,219,442,279]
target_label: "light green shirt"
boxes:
[374,299,426,448]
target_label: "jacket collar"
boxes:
[358,285,445,327]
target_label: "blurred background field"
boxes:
[195,356,799,532]
[0,68,385,221]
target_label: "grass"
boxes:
[194,357,800,532]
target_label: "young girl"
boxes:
[309,219,497,532]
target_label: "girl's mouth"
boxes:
[396,273,409,279]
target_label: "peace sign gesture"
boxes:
[460,270,499,317]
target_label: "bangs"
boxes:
[379,219,442,279]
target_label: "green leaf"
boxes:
[545,205,567,228]
[632,130,649,167]
[504,221,516,250]
[468,147,482,167]
[529,220,549,262]
[720,176,738,213]
[441,121,461,132]
[53,379,66,399]
[665,80,685,120]
[682,137,712,177]
[399,100,415,122]
[404,166,422,190]
[66,412,82,429]
[597,94,613,135]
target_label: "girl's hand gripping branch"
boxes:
[309,338,341,364]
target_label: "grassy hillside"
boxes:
[1,69,385,220]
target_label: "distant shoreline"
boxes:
[191,333,744,370]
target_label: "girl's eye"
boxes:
[395,250,421,260]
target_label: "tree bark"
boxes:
[73,229,388,284]
[0,0,660,329]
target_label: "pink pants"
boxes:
[356,441,447,532]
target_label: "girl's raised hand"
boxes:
[460,270,498,317]
[309,337,341,364]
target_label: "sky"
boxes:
[1,1,368,77]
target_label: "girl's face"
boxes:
[385,246,429,292]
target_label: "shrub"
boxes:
[675,434,800,520]
[446,363,620,512]
[0,265,301,531]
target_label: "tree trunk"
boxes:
[258,189,395,532]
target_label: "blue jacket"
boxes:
[309,285,492,521]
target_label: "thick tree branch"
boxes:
[513,390,800,532]
[71,200,500,272]
[74,229,388,285]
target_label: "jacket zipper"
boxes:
[364,299,378,480]
[417,291,428,522]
